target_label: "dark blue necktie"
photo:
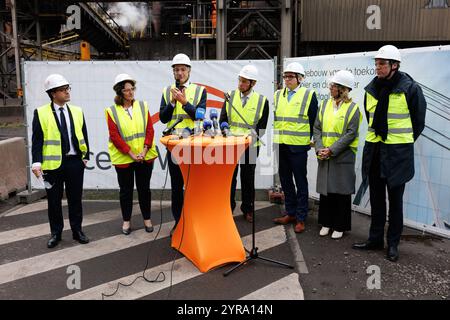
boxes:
[59,107,70,155]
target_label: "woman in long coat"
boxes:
[313,70,362,239]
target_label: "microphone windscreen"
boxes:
[181,127,192,138]
[203,120,212,129]
[220,122,229,130]
[210,109,218,119]
[195,108,206,120]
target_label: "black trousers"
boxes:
[167,151,184,223]
[368,149,405,247]
[318,193,352,232]
[230,146,260,214]
[115,161,154,222]
[44,156,85,236]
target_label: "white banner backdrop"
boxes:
[286,45,450,237]
[24,60,276,190]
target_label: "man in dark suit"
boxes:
[31,74,90,248]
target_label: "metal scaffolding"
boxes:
[0,0,129,106]
[216,0,294,60]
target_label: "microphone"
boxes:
[179,127,192,139]
[209,109,219,136]
[163,116,183,136]
[175,79,181,89]
[203,120,214,136]
[194,108,206,136]
[220,122,231,137]
[224,92,231,102]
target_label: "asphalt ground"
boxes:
[0,199,448,301]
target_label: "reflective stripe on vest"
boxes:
[273,87,313,145]
[319,99,360,154]
[37,103,87,170]
[226,90,266,146]
[106,100,158,165]
[164,84,204,130]
[365,92,414,144]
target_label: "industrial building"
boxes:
[1,0,449,111]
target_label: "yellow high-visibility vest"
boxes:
[365,92,414,144]
[105,100,158,165]
[37,103,87,170]
[162,83,205,130]
[273,87,313,145]
[226,89,266,146]
[318,99,361,154]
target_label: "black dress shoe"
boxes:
[122,227,132,235]
[352,240,384,250]
[145,225,154,233]
[73,231,89,244]
[386,246,399,262]
[47,234,62,248]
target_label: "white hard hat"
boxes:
[284,62,305,76]
[375,45,402,62]
[172,53,191,67]
[114,73,136,88]
[44,74,69,92]
[238,64,258,81]
[330,70,355,89]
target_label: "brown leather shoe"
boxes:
[244,212,253,223]
[294,221,305,233]
[273,215,296,225]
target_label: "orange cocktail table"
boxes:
[161,135,250,272]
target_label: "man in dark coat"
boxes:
[352,45,427,262]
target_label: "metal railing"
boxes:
[191,19,215,38]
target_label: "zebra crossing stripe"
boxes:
[0,208,123,246]
[2,200,171,217]
[60,226,288,300]
[0,202,274,246]
[239,273,304,300]
[0,221,174,286]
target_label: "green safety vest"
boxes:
[273,87,313,145]
[365,92,414,144]
[105,100,158,165]
[319,99,361,154]
[226,89,266,146]
[37,103,87,170]
[162,83,205,130]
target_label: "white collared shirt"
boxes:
[289,84,302,95]
[332,100,343,114]
[124,106,133,119]
[240,89,253,106]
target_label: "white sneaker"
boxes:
[319,227,330,236]
[331,231,343,239]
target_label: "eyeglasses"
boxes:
[121,87,136,94]
[173,67,189,73]
[56,86,71,92]
[283,75,296,80]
